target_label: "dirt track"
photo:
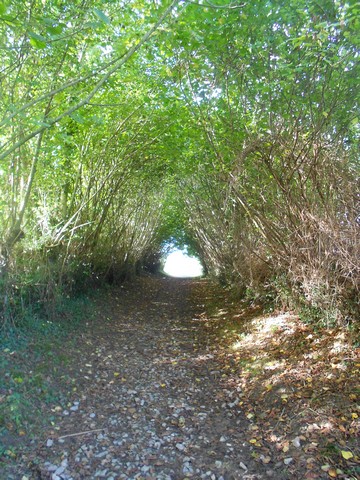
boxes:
[3,275,359,480]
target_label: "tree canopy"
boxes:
[0,0,359,328]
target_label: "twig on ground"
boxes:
[58,428,107,440]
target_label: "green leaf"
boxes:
[0,2,6,15]
[341,450,353,460]
[93,8,110,25]
[46,24,65,36]
[32,118,51,127]
[1,14,19,27]
[69,112,85,124]
[29,32,47,49]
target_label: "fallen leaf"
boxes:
[260,455,271,464]
[341,450,353,460]
[178,416,185,427]
[283,442,290,453]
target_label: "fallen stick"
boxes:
[58,428,107,440]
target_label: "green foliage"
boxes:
[0,291,94,445]
[0,0,358,329]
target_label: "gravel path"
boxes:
[29,276,269,480]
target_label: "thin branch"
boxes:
[0,0,180,161]
[187,0,245,9]
[87,103,128,107]
[58,428,107,440]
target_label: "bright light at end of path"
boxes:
[163,250,203,278]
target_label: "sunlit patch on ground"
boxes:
[190,280,360,479]
[163,249,203,278]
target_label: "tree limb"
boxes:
[0,0,180,161]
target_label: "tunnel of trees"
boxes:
[0,0,359,330]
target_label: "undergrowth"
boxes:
[0,291,97,464]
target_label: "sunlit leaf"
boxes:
[94,8,110,25]
[46,24,65,35]
[29,32,46,49]
[341,450,353,460]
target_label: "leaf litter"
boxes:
[1,275,359,480]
